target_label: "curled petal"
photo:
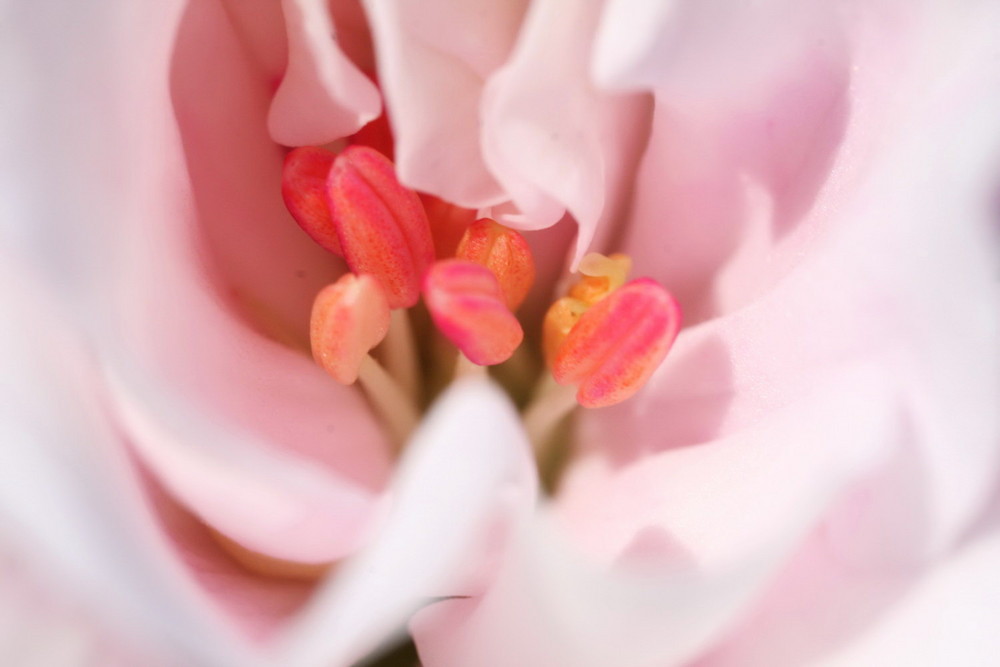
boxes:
[424,260,524,366]
[268,0,381,146]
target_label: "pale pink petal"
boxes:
[696,518,1000,667]
[219,0,289,80]
[268,0,381,146]
[118,0,398,563]
[362,0,528,207]
[0,261,255,664]
[414,367,900,667]
[415,2,1000,665]
[481,0,650,264]
[8,0,394,564]
[592,0,842,103]
[275,378,537,666]
[584,0,1000,564]
[817,528,1000,667]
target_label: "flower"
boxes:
[2,1,999,667]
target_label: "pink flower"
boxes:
[2,1,999,666]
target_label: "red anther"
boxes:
[281,146,341,255]
[456,219,536,310]
[423,260,524,366]
[348,112,395,160]
[326,146,435,308]
[420,193,476,259]
[310,274,391,384]
[549,278,681,408]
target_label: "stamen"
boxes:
[423,260,524,366]
[281,146,342,255]
[326,146,435,308]
[568,252,631,305]
[310,274,419,448]
[356,355,420,449]
[548,277,681,408]
[456,219,536,310]
[379,308,420,401]
[310,274,391,384]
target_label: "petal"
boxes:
[817,528,1000,667]
[416,2,1000,665]
[586,0,1000,564]
[0,261,254,664]
[274,378,538,666]
[481,0,650,264]
[267,0,381,146]
[362,0,528,207]
[129,0,398,563]
[592,0,840,103]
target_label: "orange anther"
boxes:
[424,260,524,366]
[567,253,632,305]
[326,146,435,308]
[456,219,536,310]
[281,146,341,255]
[310,274,391,384]
[547,278,681,408]
[542,296,589,364]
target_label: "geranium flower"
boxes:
[1,0,999,666]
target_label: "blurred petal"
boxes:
[268,0,381,146]
[413,366,897,667]
[363,0,527,207]
[276,378,537,666]
[0,261,257,665]
[817,529,1000,667]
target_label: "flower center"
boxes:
[283,143,681,458]
[216,142,682,579]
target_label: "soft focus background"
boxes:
[2,1,999,666]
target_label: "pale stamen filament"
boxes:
[357,354,420,452]
[379,308,421,403]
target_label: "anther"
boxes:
[546,277,680,408]
[568,252,632,305]
[310,274,391,384]
[281,146,342,255]
[326,146,435,308]
[423,260,524,366]
[456,219,536,310]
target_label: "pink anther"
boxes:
[423,260,524,366]
[326,146,435,308]
[549,278,681,408]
